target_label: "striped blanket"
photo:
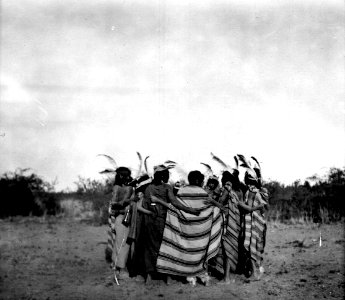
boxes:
[156,186,223,277]
[212,187,241,274]
[244,188,267,267]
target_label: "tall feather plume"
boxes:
[251,156,261,169]
[200,162,213,176]
[174,164,188,181]
[97,154,117,169]
[136,152,143,177]
[251,156,262,180]
[234,156,239,170]
[237,154,251,169]
[210,152,228,170]
[144,156,150,174]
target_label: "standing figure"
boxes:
[108,167,134,279]
[243,169,268,280]
[204,175,221,202]
[155,170,223,287]
[217,171,243,284]
[142,165,198,284]
[126,174,154,278]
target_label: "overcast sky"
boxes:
[0,0,344,191]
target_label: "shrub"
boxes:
[0,169,60,217]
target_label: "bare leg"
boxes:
[145,273,153,285]
[224,258,231,283]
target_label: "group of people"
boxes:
[104,158,269,287]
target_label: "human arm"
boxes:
[111,186,134,208]
[237,201,265,213]
[167,188,201,216]
[136,194,155,216]
[203,196,226,212]
[151,193,200,216]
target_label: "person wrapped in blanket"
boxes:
[106,167,134,279]
[153,171,223,287]
[126,174,155,279]
[206,170,265,283]
[141,165,200,285]
[204,175,221,202]
[243,169,269,280]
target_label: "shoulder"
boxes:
[178,186,208,197]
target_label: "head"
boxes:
[135,174,151,194]
[114,167,132,185]
[206,177,219,191]
[221,170,241,189]
[188,170,205,187]
[244,169,261,188]
[153,168,170,184]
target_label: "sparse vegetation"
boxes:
[1,167,344,224]
[264,167,345,223]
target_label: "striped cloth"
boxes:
[211,185,241,274]
[156,186,223,277]
[244,188,267,267]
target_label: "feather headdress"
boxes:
[251,156,262,183]
[135,151,143,178]
[237,154,251,169]
[144,156,150,175]
[210,152,228,170]
[200,162,214,176]
[97,154,117,174]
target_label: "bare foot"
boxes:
[217,279,231,285]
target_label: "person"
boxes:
[154,170,223,287]
[107,167,134,279]
[141,165,199,285]
[206,170,265,283]
[204,176,221,202]
[242,169,269,280]
[126,174,154,279]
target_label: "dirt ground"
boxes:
[0,216,344,300]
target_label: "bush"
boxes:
[264,167,345,223]
[0,169,60,217]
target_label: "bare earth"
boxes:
[0,217,344,300]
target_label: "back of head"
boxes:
[153,169,170,184]
[115,167,132,185]
[188,170,205,187]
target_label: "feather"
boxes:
[136,152,143,177]
[97,154,118,169]
[144,156,150,174]
[164,160,177,165]
[251,156,261,169]
[200,162,213,175]
[237,154,251,169]
[210,152,228,169]
[99,169,116,174]
[174,164,188,179]
[234,156,239,169]
[253,168,262,180]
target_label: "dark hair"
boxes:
[114,167,132,185]
[206,177,219,187]
[244,172,261,189]
[153,169,169,184]
[188,170,205,187]
[221,171,240,190]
